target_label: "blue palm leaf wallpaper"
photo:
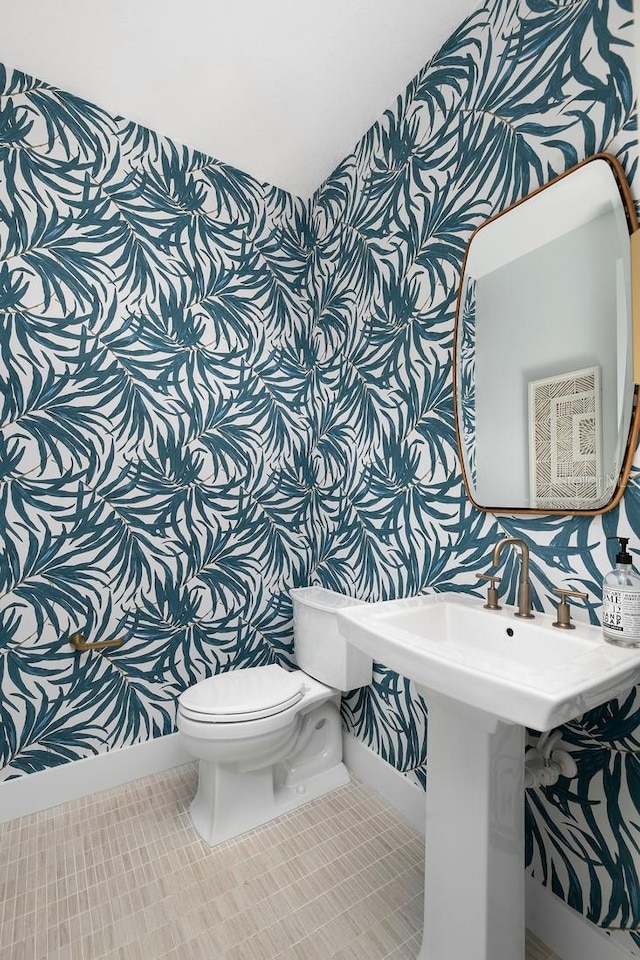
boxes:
[0,64,314,776]
[1,0,640,950]
[310,0,640,949]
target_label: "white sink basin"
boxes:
[337,593,640,731]
[338,593,640,959]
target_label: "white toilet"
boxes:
[177,587,372,846]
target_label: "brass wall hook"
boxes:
[70,632,123,651]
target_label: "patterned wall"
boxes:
[0,64,314,777]
[2,0,640,951]
[306,0,640,949]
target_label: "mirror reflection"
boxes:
[455,155,639,514]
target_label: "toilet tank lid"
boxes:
[290,586,364,612]
[179,665,305,719]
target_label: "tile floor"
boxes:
[0,763,563,960]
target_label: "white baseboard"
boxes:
[526,878,635,960]
[342,731,635,960]
[342,730,426,834]
[0,733,192,823]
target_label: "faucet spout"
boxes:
[492,537,534,619]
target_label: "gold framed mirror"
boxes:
[454,153,640,516]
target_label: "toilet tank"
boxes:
[290,586,372,692]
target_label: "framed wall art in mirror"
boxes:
[454,153,640,516]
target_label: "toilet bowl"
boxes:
[177,587,372,846]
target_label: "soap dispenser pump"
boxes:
[602,536,640,647]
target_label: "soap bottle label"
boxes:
[602,587,640,638]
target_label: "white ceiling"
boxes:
[0,0,478,197]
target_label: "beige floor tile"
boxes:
[384,932,422,959]
[1,763,562,960]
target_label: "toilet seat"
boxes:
[178,665,305,723]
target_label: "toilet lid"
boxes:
[179,665,305,722]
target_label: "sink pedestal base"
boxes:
[416,690,526,960]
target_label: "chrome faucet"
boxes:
[492,537,535,619]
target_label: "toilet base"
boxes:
[185,699,351,846]
[190,759,351,846]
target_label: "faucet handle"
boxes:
[476,573,502,610]
[551,587,588,630]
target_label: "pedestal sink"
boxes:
[337,594,640,960]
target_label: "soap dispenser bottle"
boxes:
[602,537,640,647]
